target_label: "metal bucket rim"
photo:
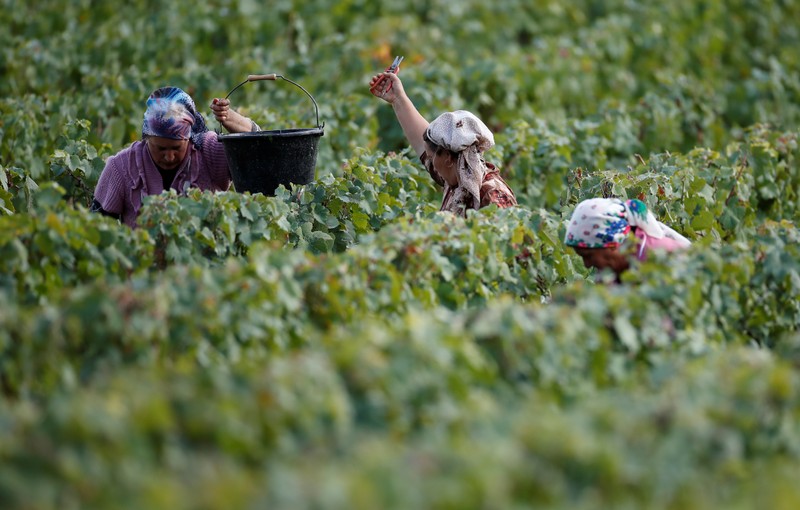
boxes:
[218,127,324,140]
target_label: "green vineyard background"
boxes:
[1,1,799,508]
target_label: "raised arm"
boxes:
[369,72,429,158]
[209,98,259,133]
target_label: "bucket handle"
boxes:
[222,74,323,130]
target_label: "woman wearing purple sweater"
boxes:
[91,86,258,227]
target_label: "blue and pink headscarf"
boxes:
[142,87,208,147]
[565,198,691,249]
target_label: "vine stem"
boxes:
[725,153,748,206]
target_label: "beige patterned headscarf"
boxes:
[425,110,494,213]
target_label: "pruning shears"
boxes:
[386,55,404,74]
[374,55,404,94]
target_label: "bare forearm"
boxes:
[391,96,429,158]
[221,109,256,133]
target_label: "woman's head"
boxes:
[423,111,494,209]
[142,87,207,146]
[565,198,635,250]
[564,198,689,276]
[424,110,494,154]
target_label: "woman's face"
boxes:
[146,136,189,170]
[573,246,630,277]
[429,144,458,186]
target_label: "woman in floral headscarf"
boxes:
[564,198,691,279]
[369,70,516,216]
[91,86,259,227]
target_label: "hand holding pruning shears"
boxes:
[369,56,404,104]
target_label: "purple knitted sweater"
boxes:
[93,132,230,227]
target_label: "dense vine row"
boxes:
[2,1,799,508]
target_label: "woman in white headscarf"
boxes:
[564,198,691,279]
[369,70,516,216]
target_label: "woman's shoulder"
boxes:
[195,132,227,160]
[195,131,227,163]
[483,161,510,183]
[635,228,689,256]
[197,131,222,149]
[481,162,514,191]
[480,163,517,208]
[193,132,231,188]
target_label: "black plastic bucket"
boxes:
[218,74,324,196]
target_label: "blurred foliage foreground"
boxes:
[2,0,800,509]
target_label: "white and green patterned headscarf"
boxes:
[564,198,690,249]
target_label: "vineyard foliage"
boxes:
[1,0,800,508]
